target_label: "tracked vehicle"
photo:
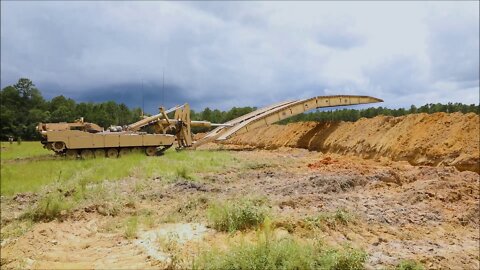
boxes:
[37,104,228,158]
[38,95,383,158]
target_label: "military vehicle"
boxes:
[38,95,382,158]
[37,104,229,158]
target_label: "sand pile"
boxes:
[226,112,480,172]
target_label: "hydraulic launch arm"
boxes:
[126,105,231,132]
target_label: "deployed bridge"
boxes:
[195,95,382,147]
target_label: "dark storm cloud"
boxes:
[69,82,239,114]
[1,1,479,110]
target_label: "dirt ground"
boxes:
[1,144,479,269]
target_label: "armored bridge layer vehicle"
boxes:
[38,95,383,158]
[37,104,211,158]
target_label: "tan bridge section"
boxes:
[195,95,383,147]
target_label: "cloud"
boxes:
[426,5,479,84]
[1,1,478,112]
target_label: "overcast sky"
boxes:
[1,1,479,112]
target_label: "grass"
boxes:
[23,191,76,221]
[195,221,367,270]
[123,216,139,239]
[1,143,242,196]
[0,141,51,160]
[175,166,193,180]
[395,260,424,270]
[0,220,33,241]
[305,209,355,230]
[207,199,268,233]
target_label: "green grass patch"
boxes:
[195,223,367,270]
[0,141,51,160]
[305,209,355,230]
[395,260,424,270]
[1,144,241,196]
[123,215,139,239]
[140,149,240,181]
[207,199,268,233]
[1,152,146,195]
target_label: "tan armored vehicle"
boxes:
[37,104,228,158]
[38,95,383,158]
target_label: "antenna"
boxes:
[141,80,145,117]
[162,70,165,107]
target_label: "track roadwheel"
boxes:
[94,149,105,158]
[106,148,119,158]
[81,149,94,159]
[53,142,66,152]
[119,148,131,156]
[65,149,78,159]
[145,147,157,156]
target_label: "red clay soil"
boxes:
[225,112,480,172]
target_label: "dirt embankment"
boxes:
[226,112,480,172]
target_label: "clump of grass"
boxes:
[175,166,193,180]
[305,209,354,229]
[207,199,268,232]
[244,162,270,170]
[124,216,138,239]
[24,191,75,221]
[395,260,424,270]
[0,220,33,240]
[195,223,367,270]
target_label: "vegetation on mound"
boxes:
[195,222,367,270]
[208,198,269,232]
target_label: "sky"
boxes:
[1,1,479,113]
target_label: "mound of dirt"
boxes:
[226,112,480,172]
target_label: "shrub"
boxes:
[208,199,267,232]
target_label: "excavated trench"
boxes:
[225,112,480,173]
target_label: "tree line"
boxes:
[1,78,144,140]
[0,78,257,140]
[278,103,479,124]
[1,78,478,140]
